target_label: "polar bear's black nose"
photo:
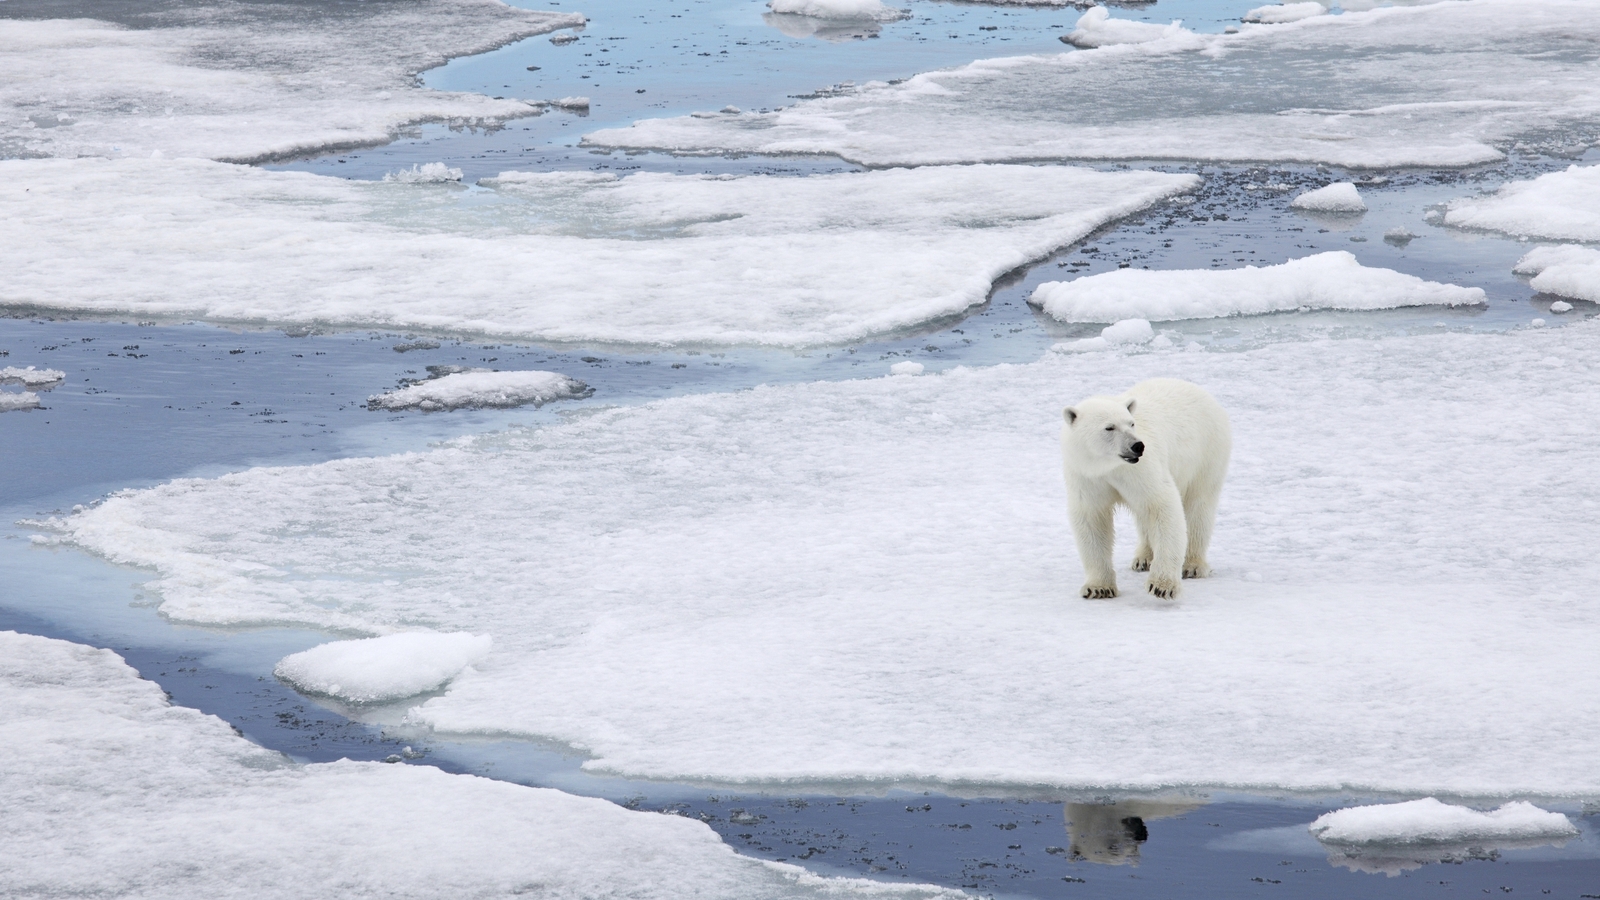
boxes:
[1130,441,1145,456]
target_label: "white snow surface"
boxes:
[1030,252,1483,323]
[1243,2,1327,24]
[1514,245,1600,304]
[0,392,41,412]
[369,370,588,411]
[0,630,954,900]
[1063,7,1199,49]
[767,0,908,21]
[0,366,65,386]
[0,2,584,163]
[275,633,494,703]
[889,361,925,376]
[585,0,1600,168]
[1444,165,1600,241]
[0,157,1195,347]
[1309,799,1578,846]
[1290,182,1367,212]
[49,320,1600,795]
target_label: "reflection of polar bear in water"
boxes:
[1062,800,1204,866]
[1061,378,1231,599]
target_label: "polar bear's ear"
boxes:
[1125,398,1137,414]
[1064,407,1078,424]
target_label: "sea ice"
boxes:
[1444,165,1600,241]
[383,162,465,184]
[1309,798,1578,846]
[1029,252,1482,322]
[889,361,925,376]
[0,630,954,900]
[1514,245,1600,304]
[48,321,1600,795]
[1243,2,1327,24]
[0,366,65,386]
[0,391,41,412]
[585,0,1600,168]
[0,2,584,162]
[368,370,589,411]
[1062,7,1199,49]
[275,632,494,703]
[0,157,1195,346]
[1289,182,1367,213]
[1051,317,1155,352]
[767,0,909,21]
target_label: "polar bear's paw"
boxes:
[1146,576,1180,599]
[1182,560,1211,579]
[1081,582,1119,599]
[1131,553,1152,573]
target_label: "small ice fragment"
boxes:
[550,32,579,44]
[0,391,42,412]
[1383,227,1417,246]
[889,361,924,376]
[1291,183,1367,213]
[274,632,493,703]
[1099,318,1154,345]
[0,366,66,386]
[382,162,463,184]
[721,105,742,114]
[1531,318,1546,327]
[368,370,588,412]
[1549,300,1573,313]
[766,0,907,20]
[1242,2,1326,24]
[1063,7,1195,49]
[553,96,590,109]
[1309,798,1577,846]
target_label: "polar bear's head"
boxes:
[1064,396,1144,467]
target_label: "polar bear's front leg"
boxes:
[1133,484,1187,599]
[1068,490,1118,599]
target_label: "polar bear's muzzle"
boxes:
[1121,441,1145,464]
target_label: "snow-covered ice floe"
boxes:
[1514,245,1600,305]
[383,162,465,184]
[1061,7,1200,49]
[0,1,583,163]
[46,320,1600,794]
[1444,165,1600,241]
[1243,2,1327,24]
[1030,251,1482,323]
[0,630,956,900]
[585,0,1600,168]
[1289,182,1367,213]
[0,158,1195,346]
[368,370,589,411]
[0,366,65,387]
[0,392,41,412]
[1309,799,1578,847]
[767,0,909,21]
[1051,317,1157,352]
[275,633,493,703]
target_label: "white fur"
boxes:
[1061,378,1231,599]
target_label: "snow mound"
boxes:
[368,370,588,411]
[1290,182,1367,213]
[383,163,464,184]
[1063,7,1197,48]
[1,157,1195,347]
[889,361,925,376]
[0,4,584,162]
[1309,799,1577,846]
[1444,165,1600,241]
[1243,2,1327,24]
[0,630,956,900]
[1030,252,1482,322]
[1514,245,1600,304]
[585,0,1600,168]
[49,320,1600,794]
[1052,317,1155,352]
[275,633,493,703]
[0,392,41,412]
[767,0,909,21]
[0,366,65,386]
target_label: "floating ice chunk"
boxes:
[1031,252,1481,322]
[382,163,464,184]
[1550,300,1573,313]
[552,96,591,110]
[0,392,41,412]
[0,7,584,162]
[550,31,581,45]
[1514,245,1600,304]
[1443,165,1600,242]
[275,633,493,703]
[1309,799,1577,846]
[585,1,1600,168]
[368,370,588,412]
[0,366,65,387]
[768,0,909,21]
[1062,6,1197,48]
[0,630,957,900]
[1,157,1195,347]
[1383,226,1417,246]
[51,320,1600,793]
[889,361,925,376]
[1243,2,1326,24]
[1290,182,1367,213]
[1053,317,1155,352]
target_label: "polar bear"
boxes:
[1061,378,1230,599]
